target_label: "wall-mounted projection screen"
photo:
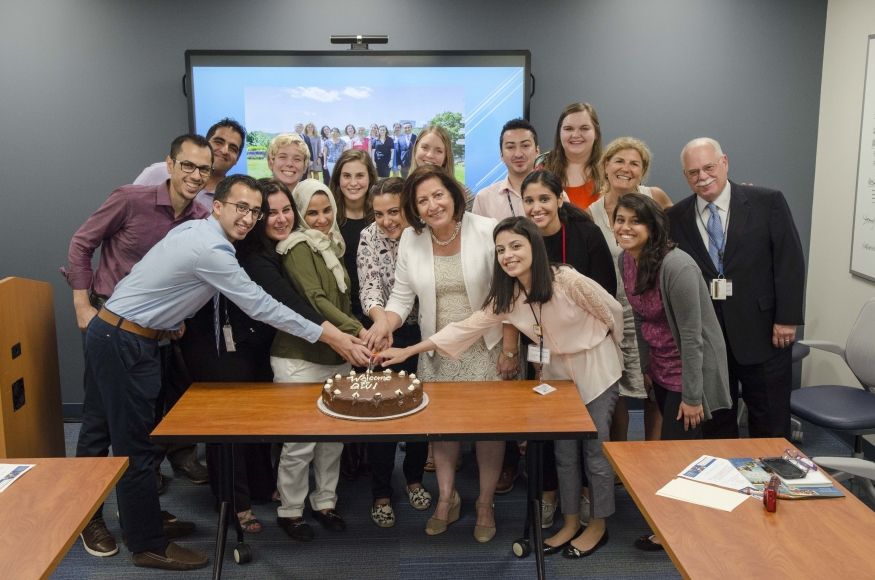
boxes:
[186,50,531,191]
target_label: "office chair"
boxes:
[790,297,875,505]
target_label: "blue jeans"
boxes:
[79,316,166,553]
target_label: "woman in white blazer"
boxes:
[381,166,505,543]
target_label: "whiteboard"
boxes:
[851,34,875,282]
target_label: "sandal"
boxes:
[237,510,262,534]
[473,501,496,543]
[407,485,433,511]
[425,490,461,535]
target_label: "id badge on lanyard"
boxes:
[710,277,733,300]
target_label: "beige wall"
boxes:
[804,1,875,387]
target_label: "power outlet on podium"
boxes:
[12,378,25,411]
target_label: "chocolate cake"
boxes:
[321,368,424,418]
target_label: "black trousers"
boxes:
[78,317,166,553]
[176,303,277,511]
[702,349,792,440]
[366,323,429,499]
[705,306,794,440]
[653,382,702,440]
[368,441,429,500]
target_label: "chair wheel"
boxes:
[512,538,531,558]
[233,542,252,564]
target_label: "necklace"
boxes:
[430,221,461,246]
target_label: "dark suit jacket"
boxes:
[667,181,805,365]
[394,133,416,167]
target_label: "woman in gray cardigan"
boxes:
[613,192,731,550]
[614,193,731,435]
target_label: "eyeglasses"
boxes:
[174,159,212,178]
[684,161,721,180]
[783,449,818,473]
[218,200,264,221]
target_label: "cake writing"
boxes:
[348,374,394,390]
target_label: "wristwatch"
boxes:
[502,350,518,358]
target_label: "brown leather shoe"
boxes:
[171,454,210,484]
[132,542,208,571]
[80,515,118,557]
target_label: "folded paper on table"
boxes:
[656,478,750,512]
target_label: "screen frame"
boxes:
[183,49,532,133]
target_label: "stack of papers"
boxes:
[656,455,844,510]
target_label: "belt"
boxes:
[97,308,163,340]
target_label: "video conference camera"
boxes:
[330,35,388,51]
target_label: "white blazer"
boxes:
[386,212,501,356]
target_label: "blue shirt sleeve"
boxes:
[194,239,323,343]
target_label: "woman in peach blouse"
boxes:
[380,216,624,560]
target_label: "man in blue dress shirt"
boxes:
[81,174,371,571]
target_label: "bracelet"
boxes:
[501,350,518,359]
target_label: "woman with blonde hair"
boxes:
[267,133,310,193]
[589,136,673,443]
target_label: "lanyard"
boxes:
[520,285,545,376]
[506,191,516,217]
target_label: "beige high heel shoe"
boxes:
[473,501,496,543]
[425,490,461,535]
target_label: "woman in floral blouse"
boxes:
[356,177,431,528]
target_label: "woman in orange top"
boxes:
[536,102,603,209]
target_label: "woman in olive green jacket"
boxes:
[270,178,369,541]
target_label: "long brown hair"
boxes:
[542,102,603,191]
[329,149,377,226]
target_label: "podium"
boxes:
[0,277,65,457]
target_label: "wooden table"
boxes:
[152,380,593,442]
[0,456,128,579]
[152,380,595,580]
[604,438,875,579]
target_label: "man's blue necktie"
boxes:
[706,202,724,272]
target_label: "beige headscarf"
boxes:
[275,178,348,293]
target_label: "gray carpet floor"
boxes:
[52,415,865,579]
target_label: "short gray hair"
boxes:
[680,137,724,167]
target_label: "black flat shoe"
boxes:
[542,526,584,555]
[562,529,609,559]
[312,508,347,532]
[634,534,664,551]
[277,516,314,541]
